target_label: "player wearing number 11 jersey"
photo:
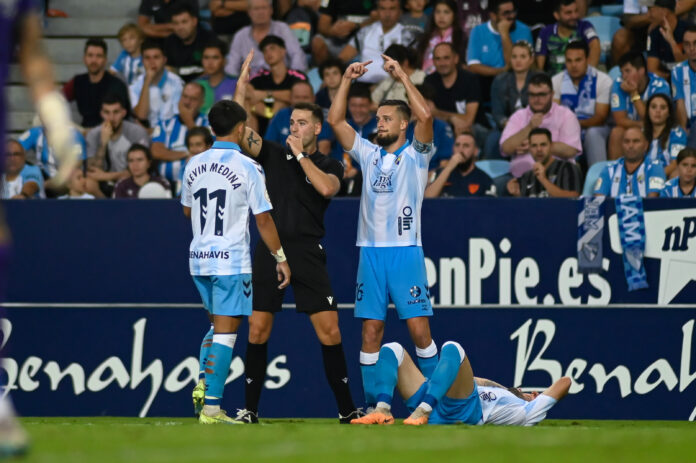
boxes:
[181,100,290,425]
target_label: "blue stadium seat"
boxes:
[582,160,611,196]
[600,4,624,17]
[585,16,621,65]
[476,160,510,179]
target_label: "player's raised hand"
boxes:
[239,49,255,84]
[276,261,291,289]
[381,54,403,78]
[344,60,372,80]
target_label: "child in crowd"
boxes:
[58,168,95,199]
[186,126,214,159]
[110,23,144,86]
[401,0,429,32]
[315,58,345,117]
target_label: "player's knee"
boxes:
[362,322,384,347]
[441,341,466,364]
[248,319,272,343]
[381,342,404,366]
[318,324,341,344]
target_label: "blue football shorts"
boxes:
[192,274,252,317]
[405,381,483,425]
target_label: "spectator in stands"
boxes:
[138,0,199,40]
[113,144,171,198]
[371,44,426,108]
[672,25,696,138]
[457,0,487,38]
[416,0,465,75]
[425,132,496,197]
[185,126,214,157]
[58,168,94,199]
[63,38,131,129]
[594,126,665,197]
[506,127,582,197]
[225,0,307,76]
[611,1,650,67]
[152,82,208,185]
[85,94,150,197]
[208,0,250,37]
[264,81,333,155]
[487,40,536,159]
[197,41,237,115]
[163,3,218,82]
[401,0,429,32]
[644,93,686,177]
[467,0,533,103]
[552,40,612,166]
[130,40,184,128]
[18,123,86,181]
[500,73,582,178]
[661,147,696,197]
[339,0,417,84]
[1,140,44,199]
[608,51,670,160]
[110,23,145,86]
[315,58,345,115]
[311,0,376,65]
[408,84,454,170]
[425,43,484,139]
[646,0,687,81]
[535,0,600,75]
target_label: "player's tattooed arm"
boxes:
[240,127,263,158]
[475,377,507,389]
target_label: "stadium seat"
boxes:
[585,16,621,65]
[582,160,611,196]
[600,4,624,17]
[476,160,510,179]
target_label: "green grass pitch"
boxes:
[19,418,696,463]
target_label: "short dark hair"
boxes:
[488,0,514,13]
[202,39,228,57]
[528,72,553,89]
[141,39,165,55]
[684,24,696,36]
[565,39,589,57]
[84,37,107,55]
[529,127,552,142]
[293,102,324,124]
[259,35,285,52]
[618,51,646,70]
[554,0,575,12]
[677,147,696,164]
[384,44,409,65]
[170,1,198,18]
[186,126,214,149]
[101,93,125,108]
[319,57,345,79]
[378,99,412,121]
[208,100,247,137]
[347,82,371,100]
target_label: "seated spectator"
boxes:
[416,0,465,75]
[63,38,131,129]
[58,168,95,200]
[506,127,582,197]
[594,126,665,197]
[500,72,582,178]
[407,84,454,170]
[340,0,417,84]
[18,123,86,180]
[315,58,345,116]
[264,81,334,155]
[1,140,44,199]
[114,144,172,198]
[85,94,150,197]
[487,40,536,159]
[646,0,687,81]
[225,0,307,76]
[644,93,686,177]
[138,0,199,40]
[371,44,426,108]
[130,40,185,128]
[611,0,650,67]
[283,1,324,54]
[552,40,612,166]
[163,3,219,82]
[425,43,485,139]
[467,0,533,103]
[197,41,237,114]
[208,0,250,37]
[401,0,429,33]
[457,0,487,38]
[152,82,209,184]
[425,132,496,197]
[661,147,696,197]
[186,126,214,157]
[110,23,145,86]
[672,25,696,138]
[609,52,670,159]
[311,0,377,65]
[535,0,599,75]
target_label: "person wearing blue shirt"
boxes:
[671,25,696,146]
[110,24,144,86]
[594,127,666,198]
[660,147,696,198]
[18,125,87,180]
[1,140,44,199]
[643,93,686,177]
[609,52,670,159]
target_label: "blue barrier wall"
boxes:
[2,199,696,420]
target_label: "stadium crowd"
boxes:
[3,0,696,200]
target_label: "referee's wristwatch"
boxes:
[295,151,308,161]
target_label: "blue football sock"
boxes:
[422,342,464,409]
[416,340,439,379]
[204,333,237,406]
[360,351,379,407]
[373,344,402,407]
[198,324,214,380]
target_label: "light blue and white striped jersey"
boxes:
[670,61,696,128]
[17,126,87,178]
[660,177,696,198]
[110,50,144,86]
[610,72,669,120]
[129,70,184,127]
[181,141,273,276]
[646,126,686,167]
[152,113,209,182]
[593,157,666,197]
[0,164,45,199]
[348,134,434,247]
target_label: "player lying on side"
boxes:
[351,341,570,426]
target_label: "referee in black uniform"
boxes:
[233,51,361,424]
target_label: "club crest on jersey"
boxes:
[371,171,394,193]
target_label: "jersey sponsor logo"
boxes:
[398,206,414,235]
[409,286,421,298]
[479,391,498,402]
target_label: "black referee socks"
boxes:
[244,342,268,414]
[321,343,356,417]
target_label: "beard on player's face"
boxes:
[376,132,399,147]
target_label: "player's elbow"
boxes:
[255,211,272,228]
[326,112,343,127]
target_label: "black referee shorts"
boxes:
[252,240,338,314]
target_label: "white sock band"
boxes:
[376,401,392,411]
[360,350,379,365]
[213,333,237,349]
[442,341,466,363]
[382,342,404,366]
[416,340,438,359]
[418,402,433,412]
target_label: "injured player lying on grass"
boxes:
[351,341,571,426]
